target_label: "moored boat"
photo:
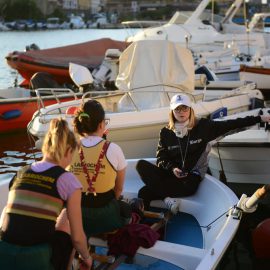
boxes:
[208,108,270,195]
[27,40,265,158]
[0,158,243,269]
[239,64,270,100]
[5,38,129,85]
[0,88,82,134]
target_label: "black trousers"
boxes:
[136,159,202,209]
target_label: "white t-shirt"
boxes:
[80,136,127,171]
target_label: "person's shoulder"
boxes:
[196,117,210,125]
[107,141,123,153]
[160,125,171,133]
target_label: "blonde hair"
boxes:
[168,108,196,130]
[42,118,78,163]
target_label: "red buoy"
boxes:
[252,218,270,258]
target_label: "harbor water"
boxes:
[0,28,134,89]
[0,28,270,270]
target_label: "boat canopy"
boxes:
[115,40,195,111]
[116,40,195,93]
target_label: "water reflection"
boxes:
[0,131,41,182]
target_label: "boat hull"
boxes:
[28,89,264,158]
[209,129,270,186]
[89,158,240,270]
[0,158,240,270]
[5,38,129,85]
[239,65,270,100]
[0,93,81,133]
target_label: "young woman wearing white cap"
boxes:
[136,93,270,212]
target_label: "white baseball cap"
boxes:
[170,94,192,110]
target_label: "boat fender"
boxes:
[1,109,22,120]
[252,218,270,259]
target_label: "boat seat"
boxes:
[89,235,206,270]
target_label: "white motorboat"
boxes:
[126,0,270,82]
[0,158,245,270]
[239,65,270,100]
[208,108,270,193]
[126,0,270,52]
[27,40,264,158]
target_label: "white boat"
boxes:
[27,40,265,158]
[60,15,86,29]
[239,65,270,100]
[194,41,270,82]
[208,108,270,192]
[0,158,243,270]
[127,0,270,52]
[0,22,10,31]
[46,17,61,29]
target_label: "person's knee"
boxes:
[138,186,152,210]
[136,159,149,174]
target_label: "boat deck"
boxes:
[165,212,203,248]
[91,210,203,270]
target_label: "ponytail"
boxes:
[42,118,78,163]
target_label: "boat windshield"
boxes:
[199,10,224,24]
[168,11,193,25]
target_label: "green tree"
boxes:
[48,8,65,21]
[1,0,43,21]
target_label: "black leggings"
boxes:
[136,160,202,209]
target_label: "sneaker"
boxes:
[164,197,180,214]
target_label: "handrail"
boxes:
[34,88,79,108]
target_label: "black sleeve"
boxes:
[205,115,261,142]
[156,128,178,171]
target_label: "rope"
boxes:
[200,205,235,229]
[217,142,227,184]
